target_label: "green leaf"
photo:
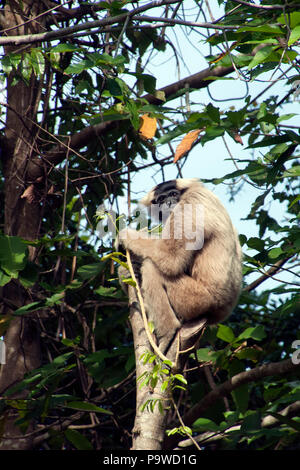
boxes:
[19,262,39,288]
[30,49,45,76]
[51,43,81,53]
[155,122,199,145]
[192,417,219,432]
[121,278,136,287]
[241,411,261,432]
[95,286,120,297]
[239,25,284,35]
[247,134,294,149]
[9,53,22,69]
[196,347,218,363]
[141,73,156,94]
[289,194,300,209]
[21,53,33,81]
[268,247,283,259]
[226,108,247,127]
[206,103,220,123]
[217,324,235,343]
[283,165,300,178]
[1,55,13,74]
[61,337,80,348]
[65,401,113,415]
[52,351,74,366]
[247,237,265,251]
[45,292,64,307]
[14,301,43,316]
[93,53,127,67]
[228,360,249,413]
[106,77,123,96]
[206,161,267,185]
[278,11,300,29]
[235,347,260,363]
[49,51,61,69]
[64,429,93,450]
[126,99,140,129]
[0,269,11,286]
[128,72,157,94]
[173,374,187,385]
[90,112,129,125]
[64,59,94,74]
[276,113,298,124]
[201,125,224,144]
[237,326,266,342]
[2,53,22,74]
[248,46,275,70]
[77,263,104,279]
[0,235,27,277]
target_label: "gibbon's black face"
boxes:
[152,181,181,206]
[151,180,182,223]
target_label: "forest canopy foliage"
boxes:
[0,0,299,451]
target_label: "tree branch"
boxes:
[0,0,182,45]
[229,0,300,10]
[26,63,234,181]
[244,256,294,292]
[144,64,234,104]
[178,400,300,448]
[185,359,298,427]
[165,358,299,448]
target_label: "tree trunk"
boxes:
[128,285,207,450]
[128,287,170,450]
[0,0,46,450]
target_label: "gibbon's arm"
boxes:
[118,227,195,277]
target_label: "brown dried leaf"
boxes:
[47,185,55,195]
[174,129,202,163]
[233,132,243,145]
[139,114,157,140]
[21,184,35,203]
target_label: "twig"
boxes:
[230,0,300,9]
[244,256,293,292]
[61,138,70,234]
[114,15,130,57]
[0,1,186,46]
[171,397,202,451]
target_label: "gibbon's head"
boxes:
[140,178,201,222]
[140,178,200,207]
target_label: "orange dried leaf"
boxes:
[139,114,157,139]
[21,184,35,203]
[233,132,243,145]
[174,129,202,163]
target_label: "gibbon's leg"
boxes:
[141,259,181,354]
[164,275,223,323]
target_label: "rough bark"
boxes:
[1,1,45,240]
[0,0,46,450]
[130,298,169,449]
[128,285,207,450]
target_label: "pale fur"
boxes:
[119,179,243,353]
